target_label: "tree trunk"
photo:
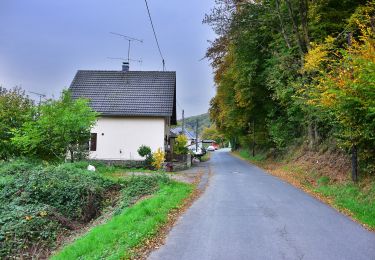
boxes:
[299,0,310,51]
[275,0,292,49]
[285,0,305,57]
[308,122,314,149]
[351,145,358,182]
[313,122,320,146]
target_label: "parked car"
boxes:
[207,145,215,151]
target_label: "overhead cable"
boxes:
[144,0,165,71]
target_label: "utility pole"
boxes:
[195,118,199,152]
[182,110,185,134]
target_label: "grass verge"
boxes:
[52,181,193,259]
[314,181,375,228]
[200,152,211,162]
[233,150,375,230]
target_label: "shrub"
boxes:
[0,161,119,259]
[152,148,165,170]
[174,135,189,155]
[0,159,39,175]
[0,203,60,258]
[137,145,153,169]
[137,145,152,158]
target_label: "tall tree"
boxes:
[204,0,372,175]
[12,90,98,162]
[0,87,34,160]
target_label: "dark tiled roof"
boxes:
[69,70,176,124]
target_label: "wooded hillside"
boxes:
[177,113,212,134]
[204,0,374,178]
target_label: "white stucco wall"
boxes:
[89,117,167,161]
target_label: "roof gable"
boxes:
[69,70,176,124]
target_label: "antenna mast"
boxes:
[29,91,46,107]
[110,32,143,64]
[107,57,142,64]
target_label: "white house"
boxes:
[69,62,177,161]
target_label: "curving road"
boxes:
[149,149,375,260]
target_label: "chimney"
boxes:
[122,62,129,72]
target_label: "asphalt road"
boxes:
[149,149,375,260]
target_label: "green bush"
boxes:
[137,145,154,169]
[137,145,152,158]
[0,161,119,259]
[0,160,172,258]
[0,203,60,257]
[0,159,39,175]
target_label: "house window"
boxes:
[90,133,97,151]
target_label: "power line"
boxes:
[144,0,165,71]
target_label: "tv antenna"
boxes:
[107,57,142,64]
[29,91,46,106]
[110,32,143,63]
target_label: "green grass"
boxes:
[0,175,14,186]
[315,182,375,228]
[52,181,193,259]
[237,149,266,162]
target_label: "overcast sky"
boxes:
[0,0,216,118]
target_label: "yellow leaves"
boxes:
[25,211,48,221]
[151,148,165,170]
[320,92,337,107]
[39,211,48,217]
[303,37,334,72]
[175,135,188,147]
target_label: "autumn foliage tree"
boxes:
[205,0,374,177]
[303,6,375,177]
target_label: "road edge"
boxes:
[230,152,375,232]
[130,164,211,259]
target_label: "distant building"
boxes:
[170,126,196,145]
